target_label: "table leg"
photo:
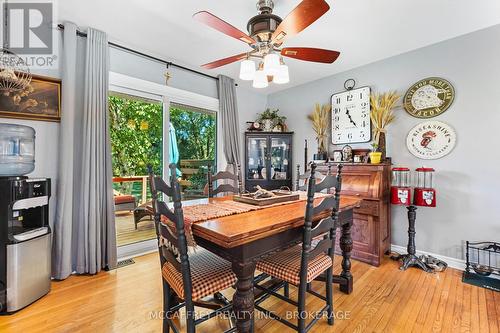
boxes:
[232,261,256,333]
[316,209,354,294]
[338,219,353,294]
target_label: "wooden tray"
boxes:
[233,191,300,206]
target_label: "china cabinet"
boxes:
[244,132,293,192]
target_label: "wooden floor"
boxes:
[115,212,156,247]
[1,253,498,333]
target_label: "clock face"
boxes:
[331,86,371,144]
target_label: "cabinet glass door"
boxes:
[246,137,268,181]
[270,136,291,182]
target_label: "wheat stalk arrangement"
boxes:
[308,103,331,153]
[370,91,401,143]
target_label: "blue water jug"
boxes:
[0,123,35,176]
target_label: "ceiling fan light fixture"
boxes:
[253,69,268,88]
[263,53,280,76]
[239,59,256,80]
[273,64,289,84]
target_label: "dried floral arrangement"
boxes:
[370,91,401,158]
[308,103,331,155]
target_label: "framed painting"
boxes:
[0,74,61,122]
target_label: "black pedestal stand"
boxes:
[391,205,432,272]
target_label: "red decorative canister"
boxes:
[391,167,411,205]
[414,167,436,207]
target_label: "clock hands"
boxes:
[345,109,357,127]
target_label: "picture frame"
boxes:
[0,74,61,122]
[342,145,353,162]
[332,150,343,162]
[352,149,371,163]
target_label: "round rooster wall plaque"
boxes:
[403,77,455,118]
[406,121,456,159]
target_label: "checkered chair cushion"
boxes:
[256,245,333,285]
[162,248,237,300]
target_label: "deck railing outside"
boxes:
[112,159,215,204]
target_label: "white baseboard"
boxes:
[390,244,466,271]
[117,239,158,261]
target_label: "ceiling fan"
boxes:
[193,0,340,88]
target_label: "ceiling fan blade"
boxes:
[281,47,340,63]
[201,53,248,69]
[193,11,256,44]
[271,0,330,45]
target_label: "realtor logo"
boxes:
[3,1,53,54]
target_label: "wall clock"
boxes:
[403,77,455,118]
[406,121,456,159]
[331,81,371,144]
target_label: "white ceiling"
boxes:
[58,0,500,94]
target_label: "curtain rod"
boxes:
[57,23,226,83]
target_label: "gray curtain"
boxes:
[52,25,116,279]
[75,28,116,274]
[52,21,77,279]
[217,75,241,174]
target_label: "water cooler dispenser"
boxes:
[0,124,52,314]
[0,177,52,313]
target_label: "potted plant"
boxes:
[256,108,286,132]
[370,91,401,160]
[308,103,331,161]
[369,142,382,164]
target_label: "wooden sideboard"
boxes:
[316,162,391,266]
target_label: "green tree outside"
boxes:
[108,94,216,197]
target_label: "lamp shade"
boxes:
[239,59,255,80]
[252,69,268,88]
[263,53,280,76]
[273,64,289,84]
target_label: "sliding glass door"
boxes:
[108,72,220,255]
[108,92,218,247]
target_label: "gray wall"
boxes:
[267,25,500,260]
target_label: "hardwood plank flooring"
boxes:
[0,253,498,333]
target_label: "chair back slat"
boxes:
[211,171,238,182]
[208,164,242,197]
[309,237,332,259]
[295,164,325,191]
[311,216,334,239]
[160,240,181,271]
[314,176,339,194]
[312,195,338,217]
[211,183,240,197]
[152,175,174,197]
[155,200,177,226]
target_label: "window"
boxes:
[170,102,217,201]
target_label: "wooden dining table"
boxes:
[190,195,361,333]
